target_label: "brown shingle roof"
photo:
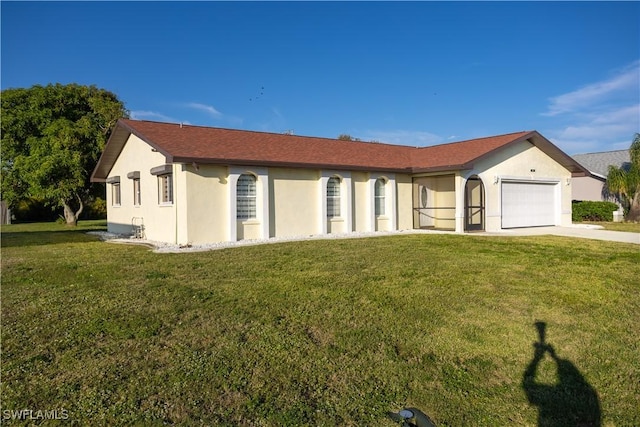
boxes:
[411,132,532,171]
[119,119,416,171]
[91,119,588,181]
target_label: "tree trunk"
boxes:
[62,194,84,226]
[626,192,640,222]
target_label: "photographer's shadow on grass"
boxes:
[522,321,601,427]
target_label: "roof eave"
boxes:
[90,119,173,182]
[410,164,467,174]
[527,132,591,177]
[173,156,413,174]
[90,120,130,182]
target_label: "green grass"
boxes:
[578,221,640,233]
[2,222,639,426]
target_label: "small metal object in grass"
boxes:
[398,409,414,419]
[388,407,436,427]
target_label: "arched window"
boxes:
[375,178,386,216]
[237,174,257,220]
[327,177,341,218]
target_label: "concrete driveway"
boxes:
[485,225,640,245]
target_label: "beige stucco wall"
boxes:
[352,172,370,232]
[469,140,573,232]
[327,218,346,234]
[433,175,456,230]
[183,164,229,244]
[106,134,178,243]
[396,174,413,231]
[237,220,262,240]
[269,168,321,238]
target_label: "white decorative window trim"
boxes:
[320,171,352,234]
[369,173,396,231]
[228,166,269,241]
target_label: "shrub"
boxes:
[84,197,107,219]
[12,198,58,222]
[572,200,619,222]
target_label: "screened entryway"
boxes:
[412,175,456,230]
[464,176,485,231]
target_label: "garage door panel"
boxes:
[502,182,556,228]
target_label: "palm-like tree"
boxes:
[607,133,640,221]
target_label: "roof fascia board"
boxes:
[173,156,413,174]
[117,119,174,160]
[457,131,591,178]
[527,131,591,177]
[410,164,467,174]
[90,119,174,182]
[457,132,536,172]
[581,171,605,180]
[90,122,130,182]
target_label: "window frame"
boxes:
[327,176,341,218]
[112,182,121,206]
[133,178,141,206]
[237,173,257,220]
[158,174,173,205]
[375,178,386,216]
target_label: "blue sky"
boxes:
[2,1,639,155]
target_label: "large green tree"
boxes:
[1,83,127,225]
[606,133,640,222]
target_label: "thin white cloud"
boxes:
[183,102,243,126]
[551,102,639,153]
[270,107,284,120]
[541,60,640,153]
[186,102,223,119]
[591,104,640,125]
[543,60,639,117]
[556,104,639,140]
[548,135,634,155]
[130,110,178,123]
[362,130,444,146]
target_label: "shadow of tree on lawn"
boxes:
[0,230,101,248]
[522,321,601,427]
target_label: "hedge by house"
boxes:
[572,200,619,222]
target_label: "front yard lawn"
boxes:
[578,221,640,233]
[2,222,639,425]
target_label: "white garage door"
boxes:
[502,181,557,228]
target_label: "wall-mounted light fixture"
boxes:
[566,178,571,186]
[493,175,500,184]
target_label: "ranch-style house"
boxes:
[91,119,589,245]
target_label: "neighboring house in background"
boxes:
[91,119,588,245]
[571,150,630,213]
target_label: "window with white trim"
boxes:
[237,174,257,220]
[112,183,121,206]
[133,178,141,206]
[375,178,386,216]
[158,174,173,204]
[327,177,341,218]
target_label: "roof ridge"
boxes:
[93,121,587,181]
[123,119,535,151]
[122,118,416,150]
[573,149,630,156]
[416,130,532,150]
